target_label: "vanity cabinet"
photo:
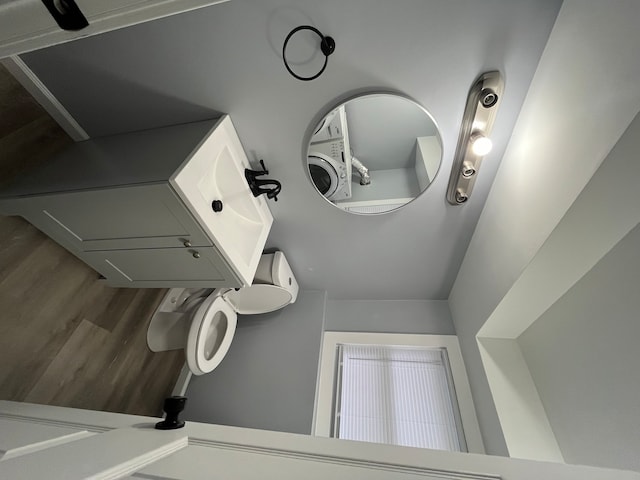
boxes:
[0,117,273,288]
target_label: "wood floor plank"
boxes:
[0,64,45,136]
[92,288,184,416]
[0,115,73,189]
[0,238,98,399]
[0,216,49,278]
[88,287,141,333]
[24,318,112,406]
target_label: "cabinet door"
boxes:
[15,183,212,251]
[83,246,242,288]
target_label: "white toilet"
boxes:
[147,251,299,375]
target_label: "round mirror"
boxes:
[306,93,442,214]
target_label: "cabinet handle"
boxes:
[183,241,192,248]
[192,252,201,259]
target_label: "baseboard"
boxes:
[171,363,192,397]
[1,55,89,141]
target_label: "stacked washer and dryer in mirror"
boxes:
[307,106,353,202]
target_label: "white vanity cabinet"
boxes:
[0,117,273,288]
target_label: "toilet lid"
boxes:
[223,285,293,315]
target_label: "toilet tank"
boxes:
[254,252,299,303]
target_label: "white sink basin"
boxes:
[170,116,273,286]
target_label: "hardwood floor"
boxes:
[0,63,184,416]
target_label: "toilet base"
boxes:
[147,311,190,352]
[147,288,202,352]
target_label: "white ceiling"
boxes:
[22,0,562,299]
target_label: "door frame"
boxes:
[1,401,637,480]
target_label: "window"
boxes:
[336,344,464,450]
[314,332,485,454]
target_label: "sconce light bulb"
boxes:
[471,135,493,156]
[462,161,476,178]
[455,189,468,204]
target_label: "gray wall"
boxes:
[20,0,561,300]
[184,290,326,435]
[325,299,454,335]
[184,295,454,434]
[345,95,437,171]
[518,223,640,472]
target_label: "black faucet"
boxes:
[245,159,281,201]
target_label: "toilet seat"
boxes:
[186,294,238,376]
[185,284,293,375]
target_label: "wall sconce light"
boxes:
[447,71,504,205]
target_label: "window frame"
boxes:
[313,332,485,454]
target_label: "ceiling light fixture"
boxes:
[447,71,504,205]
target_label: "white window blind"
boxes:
[334,344,464,451]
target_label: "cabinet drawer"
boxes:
[83,246,242,288]
[16,184,213,251]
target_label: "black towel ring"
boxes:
[282,25,335,81]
